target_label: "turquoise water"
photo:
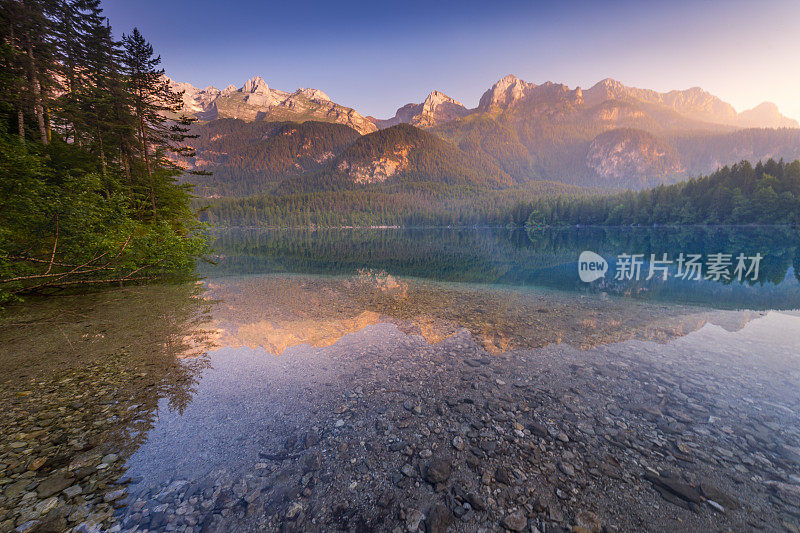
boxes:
[203,226,800,310]
[2,226,800,531]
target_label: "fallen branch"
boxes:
[36,275,158,287]
[43,213,58,275]
[0,232,135,286]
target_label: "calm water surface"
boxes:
[1,227,799,531]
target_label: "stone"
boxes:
[28,457,47,472]
[528,421,548,438]
[285,502,302,519]
[706,500,725,513]
[73,466,94,480]
[100,454,118,464]
[423,459,452,485]
[103,489,126,502]
[501,510,527,531]
[303,451,322,473]
[305,431,320,448]
[425,502,454,533]
[37,473,73,498]
[63,485,83,498]
[574,510,602,533]
[34,496,60,515]
[558,462,575,477]
[452,436,465,451]
[14,521,39,533]
[645,473,702,504]
[5,479,32,499]
[699,482,739,510]
[405,508,424,532]
[778,444,800,466]
[465,492,487,511]
[495,467,511,484]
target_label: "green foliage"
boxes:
[321,124,513,189]
[199,181,592,227]
[183,121,513,197]
[0,129,206,302]
[0,1,207,302]
[523,159,800,226]
[181,119,362,196]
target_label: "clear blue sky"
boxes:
[102,0,800,121]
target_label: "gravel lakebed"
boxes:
[1,279,799,532]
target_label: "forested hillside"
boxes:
[182,122,515,197]
[0,0,206,302]
[524,159,800,226]
[325,124,512,188]
[173,73,800,197]
[199,181,590,227]
[177,119,362,196]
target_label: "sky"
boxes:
[102,0,800,121]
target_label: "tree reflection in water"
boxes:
[0,283,217,525]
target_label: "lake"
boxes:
[1,227,799,532]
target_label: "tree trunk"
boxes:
[45,105,51,143]
[97,125,106,177]
[136,94,157,219]
[119,138,131,184]
[17,109,24,142]
[23,22,47,145]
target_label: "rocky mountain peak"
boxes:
[166,74,376,134]
[242,76,270,94]
[478,74,537,111]
[374,90,468,129]
[221,84,238,95]
[584,78,658,106]
[593,77,624,90]
[294,88,331,102]
[421,90,465,113]
[738,102,799,128]
[584,79,741,125]
[423,90,454,105]
[163,77,220,115]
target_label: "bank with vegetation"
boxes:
[0,0,207,303]
[524,160,800,227]
[198,159,800,229]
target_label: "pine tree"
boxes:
[1,0,56,144]
[0,0,207,301]
[121,27,195,218]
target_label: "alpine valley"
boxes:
[169,74,800,201]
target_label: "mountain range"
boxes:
[168,75,377,135]
[169,74,800,195]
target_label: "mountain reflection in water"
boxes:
[204,271,765,355]
[0,283,217,528]
[1,227,799,531]
[205,226,800,310]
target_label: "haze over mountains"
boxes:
[169,74,800,196]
